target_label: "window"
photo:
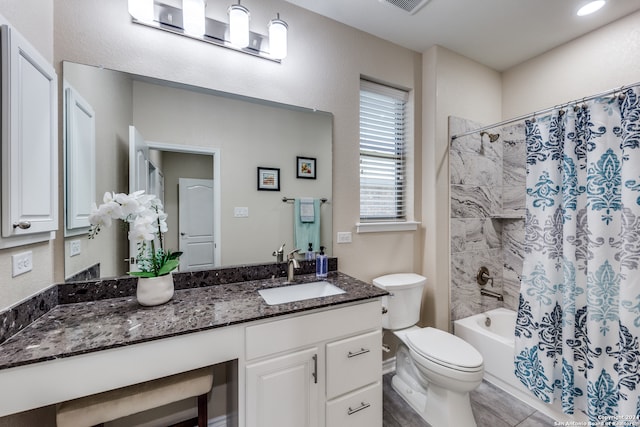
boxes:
[359,80,408,221]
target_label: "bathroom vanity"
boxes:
[0,265,386,427]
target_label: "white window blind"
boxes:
[359,80,408,221]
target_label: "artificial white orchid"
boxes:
[89,191,181,278]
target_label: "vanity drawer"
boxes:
[246,301,380,360]
[326,381,381,427]
[326,330,381,399]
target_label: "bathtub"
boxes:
[454,308,587,423]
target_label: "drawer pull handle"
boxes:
[13,221,31,229]
[312,354,318,384]
[348,348,370,358]
[347,402,371,416]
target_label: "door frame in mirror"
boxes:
[147,141,221,268]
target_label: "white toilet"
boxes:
[373,273,484,427]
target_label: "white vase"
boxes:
[136,274,175,306]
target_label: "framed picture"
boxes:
[257,167,280,191]
[296,156,316,179]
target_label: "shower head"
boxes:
[480,131,499,143]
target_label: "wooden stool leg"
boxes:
[197,393,208,427]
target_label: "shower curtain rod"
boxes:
[450,80,640,141]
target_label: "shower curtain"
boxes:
[514,87,640,422]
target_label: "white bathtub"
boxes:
[454,308,587,423]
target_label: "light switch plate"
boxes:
[234,207,249,218]
[337,232,352,244]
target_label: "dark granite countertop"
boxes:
[0,271,386,371]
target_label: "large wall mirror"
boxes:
[63,61,333,281]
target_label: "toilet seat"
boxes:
[405,327,483,372]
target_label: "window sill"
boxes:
[356,221,420,233]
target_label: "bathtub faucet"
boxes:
[480,288,504,301]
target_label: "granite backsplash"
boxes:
[0,258,337,345]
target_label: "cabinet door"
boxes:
[246,347,319,427]
[1,24,58,237]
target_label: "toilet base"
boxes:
[391,374,477,427]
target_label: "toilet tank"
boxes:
[373,273,426,330]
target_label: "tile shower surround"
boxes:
[450,116,526,322]
[0,258,338,346]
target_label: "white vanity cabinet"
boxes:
[0,23,58,247]
[244,300,383,427]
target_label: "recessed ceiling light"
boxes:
[577,0,606,16]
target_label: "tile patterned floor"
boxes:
[383,373,556,427]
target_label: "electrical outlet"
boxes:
[337,231,352,244]
[12,251,33,277]
[70,240,81,257]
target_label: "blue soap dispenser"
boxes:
[316,246,328,279]
[306,242,315,260]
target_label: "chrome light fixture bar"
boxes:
[128,0,287,62]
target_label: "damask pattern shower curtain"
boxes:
[514,87,640,422]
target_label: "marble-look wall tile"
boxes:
[449,116,528,323]
[503,186,526,213]
[451,185,501,218]
[502,219,525,311]
[450,147,503,187]
[451,218,466,254]
[451,218,502,254]
[451,248,503,321]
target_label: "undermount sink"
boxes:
[258,281,346,305]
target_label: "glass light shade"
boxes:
[228,4,250,48]
[268,17,288,59]
[577,0,605,16]
[128,0,155,23]
[183,0,206,37]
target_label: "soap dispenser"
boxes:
[316,246,328,279]
[306,242,315,260]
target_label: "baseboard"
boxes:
[382,356,396,375]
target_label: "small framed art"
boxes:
[257,167,280,191]
[296,156,316,179]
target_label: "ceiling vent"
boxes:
[383,0,431,15]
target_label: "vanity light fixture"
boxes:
[228,1,250,48]
[577,0,606,16]
[127,0,288,62]
[128,0,154,23]
[182,0,206,37]
[268,14,288,60]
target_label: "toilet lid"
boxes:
[405,327,483,370]
[372,273,426,290]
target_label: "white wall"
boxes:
[503,11,640,119]
[421,46,502,329]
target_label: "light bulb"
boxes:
[228,3,250,48]
[577,0,605,16]
[128,0,154,23]
[269,14,288,59]
[183,0,206,37]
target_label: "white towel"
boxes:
[299,197,315,222]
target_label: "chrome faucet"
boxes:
[273,243,285,263]
[287,249,300,282]
[480,288,504,301]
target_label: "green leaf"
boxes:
[157,259,180,276]
[128,271,157,278]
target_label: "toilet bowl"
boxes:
[373,274,484,427]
